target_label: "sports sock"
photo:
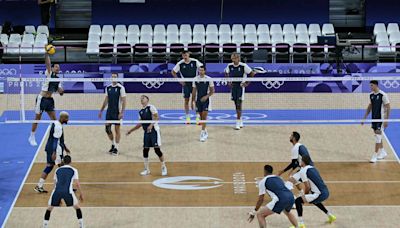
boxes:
[144,158,149,170]
[38,178,45,188]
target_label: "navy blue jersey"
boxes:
[300,165,329,195]
[291,143,314,167]
[173,58,203,78]
[224,62,252,85]
[54,165,79,194]
[259,175,293,200]
[42,70,61,93]
[370,91,390,119]
[45,122,64,152]
[139,105,159,131]
[192,75,214,101]
[105,83,126,113]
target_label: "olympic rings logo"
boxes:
[261,80,285,89]
[382,80,400,89]
[142,81,165,89]
[0,68,17,75]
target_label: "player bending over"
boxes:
[295,155,336,228]
[248,164,298,228]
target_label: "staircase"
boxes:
[329,0,365,28]
[55,0,91,29]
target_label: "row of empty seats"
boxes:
[374,23,400,55]
[86,23,335,57]
[0,25,49,55]
[89,23,335,38]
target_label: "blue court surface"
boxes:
[0,109,399,227]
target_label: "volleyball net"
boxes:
[1,73,400,125]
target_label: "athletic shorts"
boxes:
[266,193,295,214]
[371,121,383,131]
[35,95,55,114]
[144,129,161,148]
[306,190,329,204]
[182,83,193,99]
[106,110,120,125]
[46,144,64,165]
[49,191,78,207]
[231,85,244,101]
[196,100,209,113]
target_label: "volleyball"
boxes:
[46,44,56,55]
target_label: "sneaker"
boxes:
[377,149,387,160]
[140,169,151,176]
[112,148,119,156]
[200,131,205,142]
[298,223,306,228]
[196,116,201,125]
[370,153,378,163]
[239,120,244,128]
[29,135,37,146]
[161,166,168,176]
[327,214,336,224]
[108,145,115,153]
[235,121,241,130]
[34,185,48,193]
[185,116,191,125]
[204,131,208,140]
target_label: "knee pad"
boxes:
[105,125,112,134]
[154,148,163,157]
[375,134,382,143]
[143,148,150,158]
[43,165,54,174]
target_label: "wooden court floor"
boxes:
[5,125,400,228]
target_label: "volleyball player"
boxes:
[172,51,203,124]
[98,73,126,156]
[278,131,313,191]
[29,53,64,146]
[362,80,391,163]
[35,111,70,193]
[248,164,298,228]
[295,155,336,228]
[191,66,215,142]
[126,95,167,176]
[43,155,84,228]
[224,53,255,130]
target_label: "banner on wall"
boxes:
[1,63,400,94]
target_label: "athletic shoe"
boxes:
[140,169,151,176]
[112,148,119,156]
[108,145,115,153]
[204,131,208,140]
[196,116,201,125]
[298,223,306,228]
[161,166,168,176]
[235,121,241,130]
[200,131,205,142]
[377,149,387,160]
[185,116,191,124]
[239,120,244,128]
[370,153,378,163]
[34,185,48,193]
[28,135,37,146]
[327,214,336,224]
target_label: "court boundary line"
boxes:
[383,131,400,164]
[1,124,50,228]
[23,180,400,185]
[11,205,400,209]
[30,160,400,163]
